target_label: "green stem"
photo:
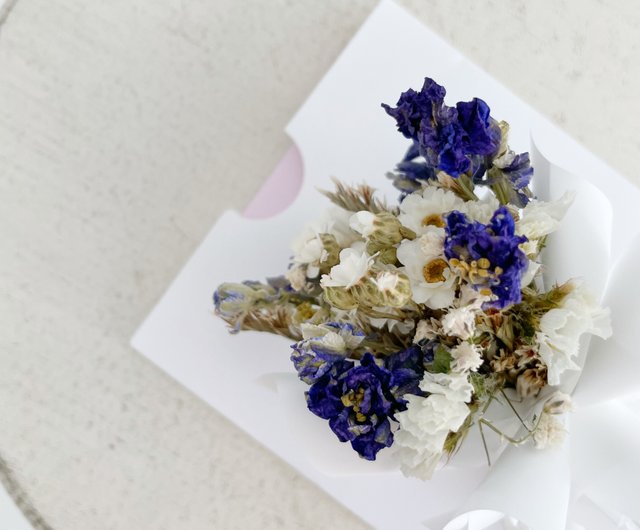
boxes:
[457,174,479,201]
[500,389,532,433]
[478,412,544,446]
[491,179,511,205]
[478,420,492,467]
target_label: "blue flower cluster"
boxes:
[382,77,501,179]
[499,153,534,207]
[306,354,396,460]
[291,326,430,460]
[386,141,436,195]
[444,207,528,309]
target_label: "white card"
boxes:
[132,2,640,528]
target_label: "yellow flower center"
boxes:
[422,258,449,283]
[295,302,315,321]
[449,257,502,286]
[421,213,444,228]
[341,387,367,422]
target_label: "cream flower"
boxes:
[533,412,566,449]
[419,372,474,402]
[396,227,456,309]
[450,342,483,373]
[442,306,478,340]
[291,207,360,277]
[375,271,401,292]
[517,191,575,240]
[285,264,307,291]
[413,318,441,343]
[300,322,364,351]
[457,194,500,224]
[398,187,465,235]
[349,211,377,237]
[320,248,372,288]
[394,372,472,479]
[536,280,612,385]
[441,284,487,340]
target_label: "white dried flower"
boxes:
[533,412,566,449]
[299,322,365,352]
[285,265,307,291]
[320,248,372,289]
[413,318,440,343]
[536,280,612,385]
[375,271,401,292]
[457,194,501,224]
[419,372,474,402]
[291,207,360,277]
[450,342,483,373]
[349,211,377,237]
[442,306,478,340]
[398,187,464,235]
[394,371,472,479]
[396,227,456,309]
[517,191,575,240]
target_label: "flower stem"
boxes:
[500,389,532,433]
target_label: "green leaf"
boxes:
[430,345,452,374]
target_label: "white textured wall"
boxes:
[0,1,638,529]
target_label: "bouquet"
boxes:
[213,77,611,480]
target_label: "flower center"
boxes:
[421,213,444,228]
[422,258,449,283]
[341,387,367,422]
[449,257,502,289]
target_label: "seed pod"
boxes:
[323,286,358,310]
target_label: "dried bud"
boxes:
[373,271,412,308]
[285,265,307,291]
[323,286,358,310]
[490,350,517,373]
[213,281,278,332]
[543,391,573,415]
[369,212,405,247]
[516,367,547,398]
[317,233,341,272]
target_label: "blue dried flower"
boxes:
[381,78,446,140]
[291,323,365,384]
[500,152,534,206]
[444,207,528,309]
[384,344,425,401]
[383,78,501,178]
[418,118,471,177]
[456,98,501,156]
[387,141,436,198]
[306,353,400,460]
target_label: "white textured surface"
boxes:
[0,1,638,529]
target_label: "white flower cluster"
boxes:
[394,372,473,479]
[283,184,611,476]
[537,280,612,385]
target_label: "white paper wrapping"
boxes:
[131,2,640,528]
